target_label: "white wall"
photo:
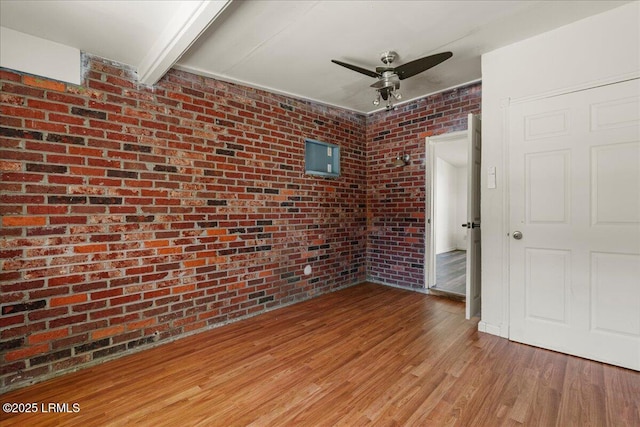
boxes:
[435,157,468,254]
[435,157,457,253]
[480,2,640,337]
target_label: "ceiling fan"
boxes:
[332,51,453,110]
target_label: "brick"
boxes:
[28,99,69,113]
[0,314,24,328]
[49,275,86,287]
[5,344,49,362]
[49,314,87,328]
[47,195,87,205]
[2,216,47,227]
[30,348,72,366]
[2,300,46,315]
[91,288,123,300]
[127,318,156,330]
[172,284,195,294]
[27,307,68,321]
[0,127,43,140]
[1,82,44,98]
[49,216,87,226]
[23,75,66,92]
[74,244,107,254]
[50,294,88,307]
[47,91,87,106]
[71,107,107,120]
[0,161,23,174]
[74,338,110,354]
[46,133,86,145]
[144,239,169,248]
[0,93,25,105]
[49,112,85,125]
[89,196,123,205]
[111,294,141,306]
[71,320,108,334]
[25,118,68,133]
[91,325,125,340]
[26,163,68,174]
[0,69,21,81]
[0,338,24,351]
[28,328,69,344]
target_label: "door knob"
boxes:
[513,231,523,240]
[462,223,469,228]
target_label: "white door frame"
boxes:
[425,130,468,291]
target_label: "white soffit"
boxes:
[0,27,80,85]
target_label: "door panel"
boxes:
[525,248,570,324]
[509,78,640,370]
[591,142,640,224]
[591,252,640,336]
[526,150,570,224]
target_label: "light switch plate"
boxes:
[488,166,497,189]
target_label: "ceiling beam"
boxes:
[138,0,232,86]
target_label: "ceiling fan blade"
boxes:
[331,60,379,78]
[394,51,453,80]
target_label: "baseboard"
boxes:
[428,288,465,302]
[437,247,457,254]
[478,321,508,338]
[366,279,429,295]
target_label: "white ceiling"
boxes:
[0,0,631,114]
[436,137,468,168]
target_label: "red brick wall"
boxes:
[366,83,482,290]
[0,55,367,390]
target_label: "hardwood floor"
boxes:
[434,250,466,295]
[2,282,638,426]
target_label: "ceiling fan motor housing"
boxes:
[380,51,398,65]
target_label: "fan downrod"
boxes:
[380,51,398,65]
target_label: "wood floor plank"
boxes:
[1,282,638,426]
[435,250,466,295]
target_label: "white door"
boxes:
[466,114,481,319]
[509,78,640,370]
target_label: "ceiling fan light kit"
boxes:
[332,50,453,110]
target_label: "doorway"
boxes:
[426,114,482,319]
[431,134,468,297]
